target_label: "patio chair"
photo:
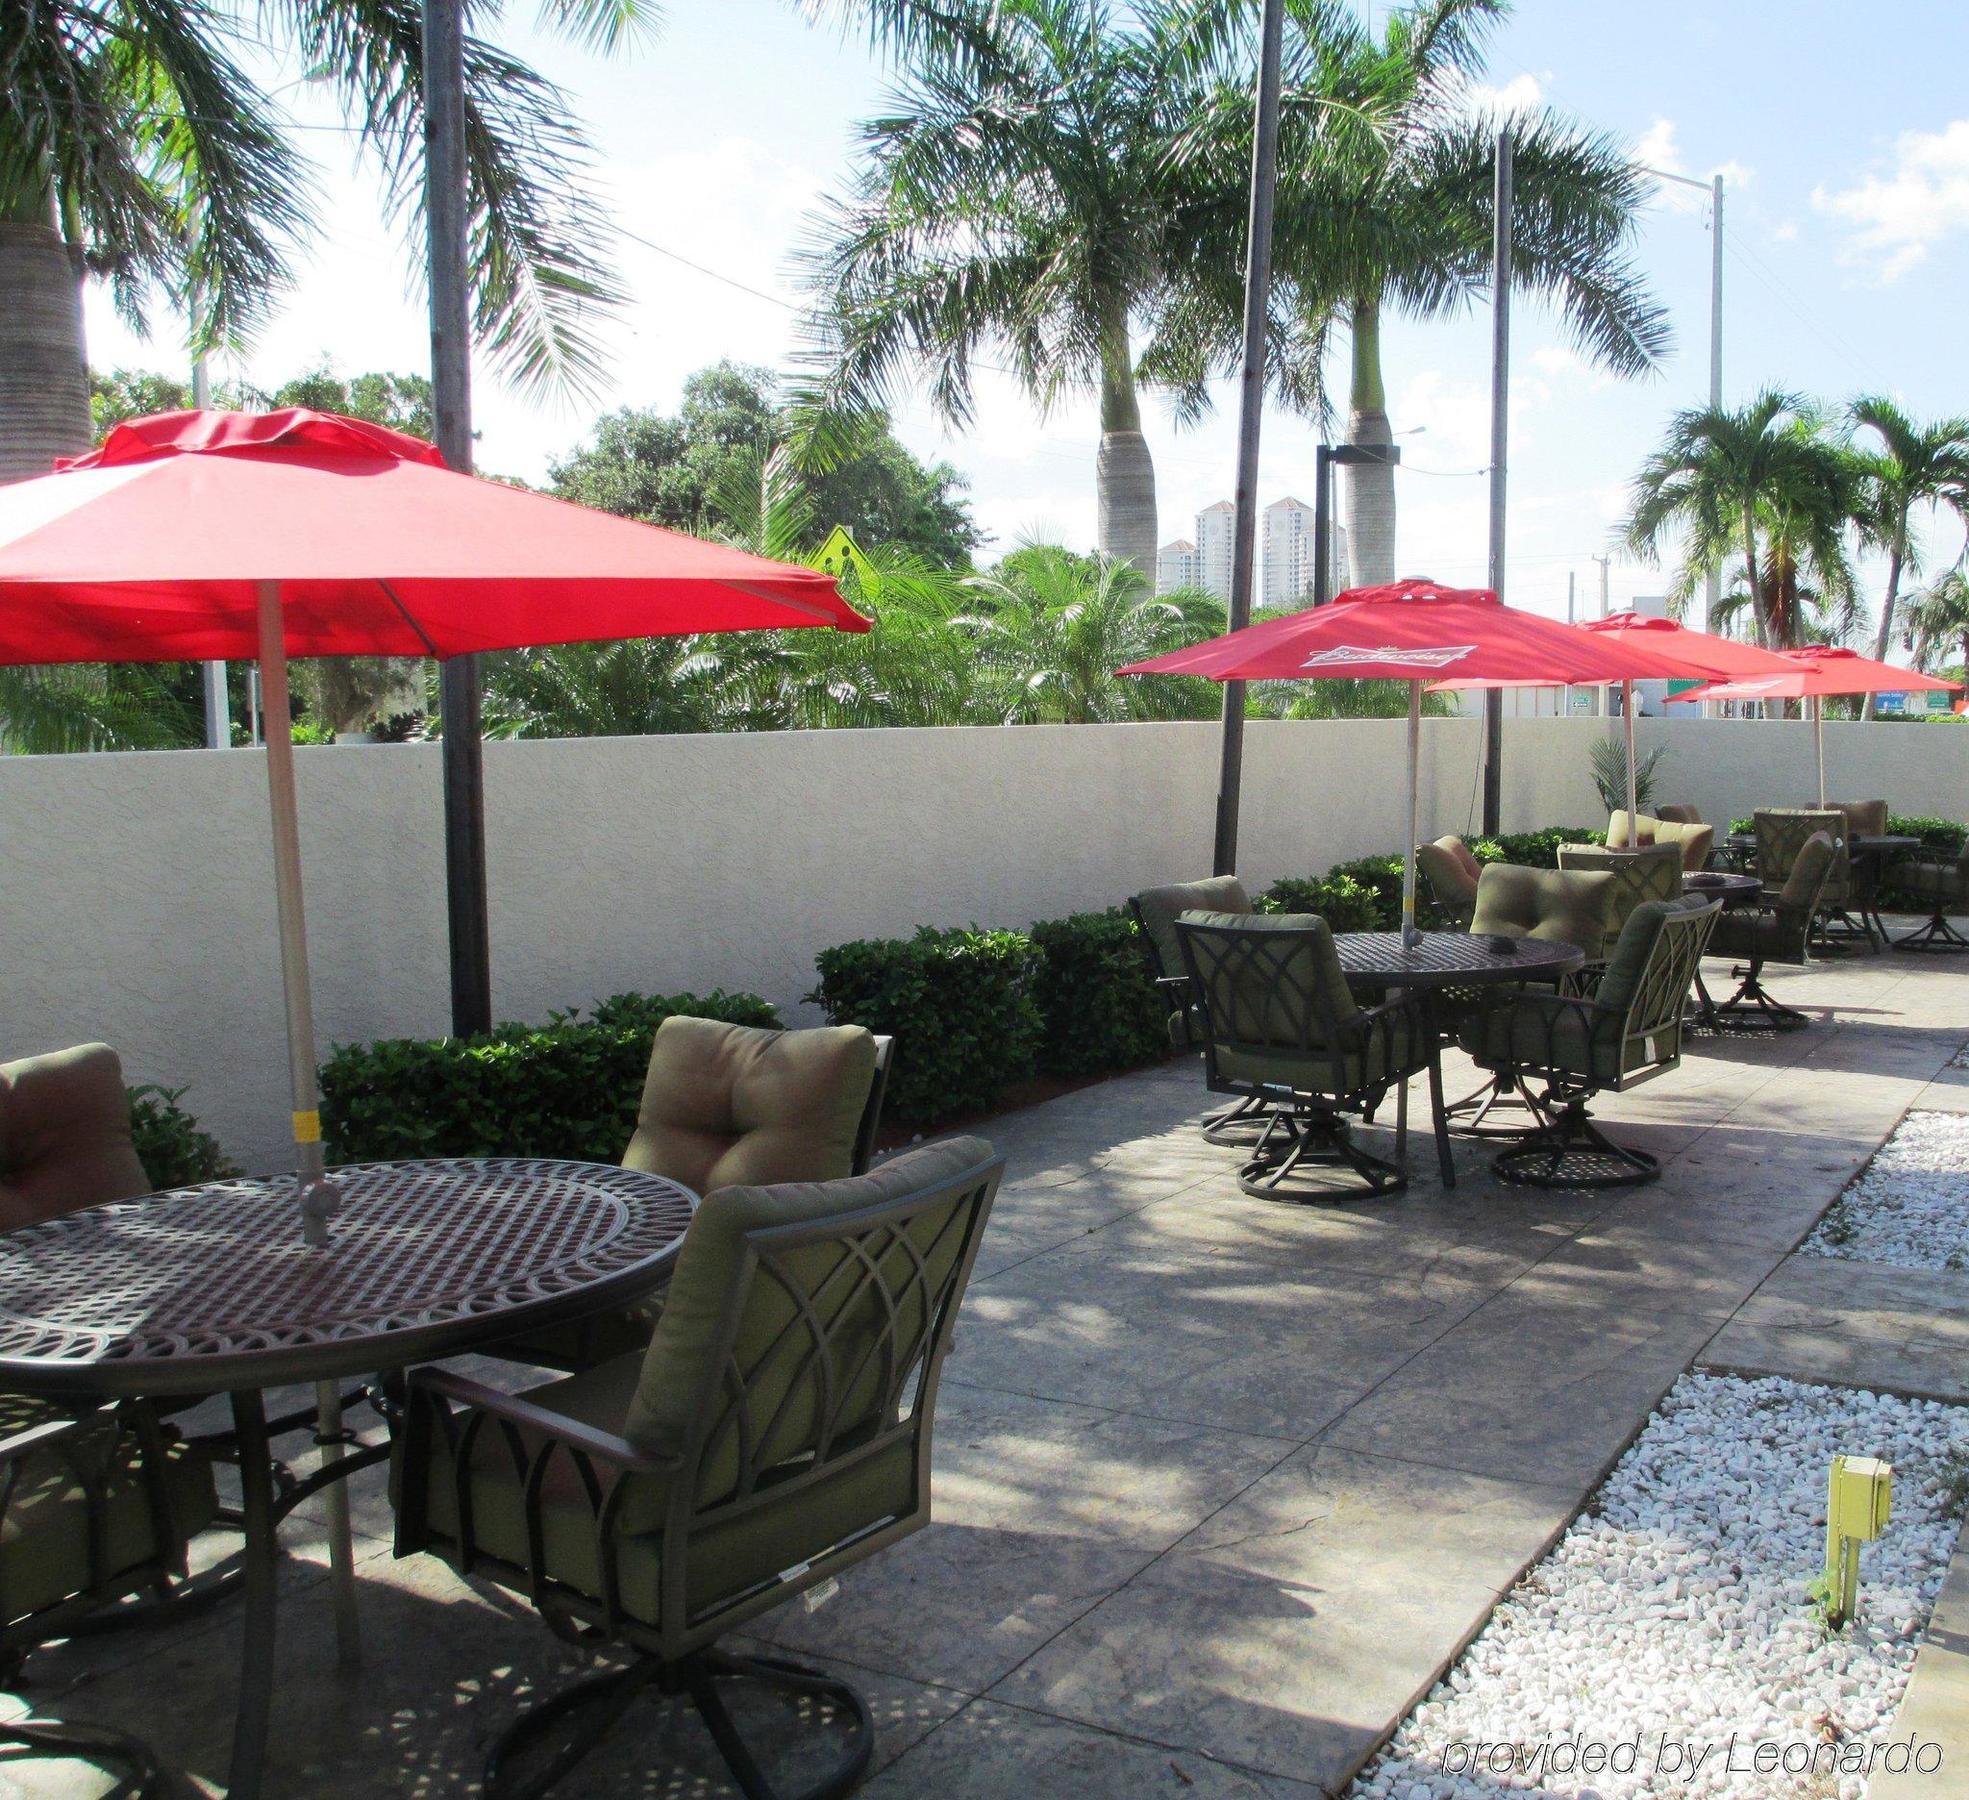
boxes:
[1606,811,1714,871]
[1445,865,1616,1136]
[1828,799,1888,838]
[0,1394,217,1789]
[1754,809,1851,949]
[494,1019,892,1372]
[393,1136,1002,1800]
[1416,836,1482,927]
[1893,835,1969,952]
[1127,876,1272,1147]
[1174,912,1448,1199]
[1655,803,1702,826]
[1557,842,1685,957]
[1461,895,1720,1188]
[0,1044,152,1231]
[1705,830,1841,1028]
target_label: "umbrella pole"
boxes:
[1815,696,1826,806]
[256,581,362,1669]
[1624,679,1638,829]
[1403,679,1422,950]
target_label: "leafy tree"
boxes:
[0,665,199,754]
[550,362,979,564]
[1,0,652,479]
[1624,391,1860,652]
[266,368,435,442]
[1847,397,1969,715]
[1906,570,1969,685]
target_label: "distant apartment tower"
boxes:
[1156,538,1199,594]
[1194,500,1235,602]
[1262,496,1315,608]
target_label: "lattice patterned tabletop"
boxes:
[1332,930,1585,989]
[0,1158,696,1395]
[1684,871,1763,907]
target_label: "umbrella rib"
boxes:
[729,582,840,625]
[378,581,443,658]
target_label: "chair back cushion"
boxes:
[1658,820,1714,871]
[1557,842,1684,953]
[1591,894,1720,1073]
[0,1045,151,1231]
[1756,809,1848,898]
[1606,809,1642,849]
[1829,799,1888,838]
[623,1136,997,1501]
[624,1018,876,1198]
[1417,838,1482,907]
[1655,803,1702,825]
[1174,911,1360,1054]
[1777,830,1839,914]
[1469,864,1617,964]
[1130,876,1252,980]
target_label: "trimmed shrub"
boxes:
[1028,910,1169,1078]
[809,928,1040,1125]
[1474,826,1605,868]
[127,1085,236,1188]
[319,988,780,1165]
[1258,872,1386,932]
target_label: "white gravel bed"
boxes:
[1348,1373,1969,1800]
[1802,1111,1969,1272]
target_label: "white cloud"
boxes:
[1462,71,1544,117]
[1632,118,1750,211]
[1814,119,1969,282]
[1771,220,1798,243]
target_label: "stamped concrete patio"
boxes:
[8,945,1969,1798]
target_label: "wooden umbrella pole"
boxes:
[1402,679,1422,949]
[256,579,361,1667]
[1816,695,1827,806]
[1624,679,1638,828]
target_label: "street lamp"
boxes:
[1312,441,1401,605]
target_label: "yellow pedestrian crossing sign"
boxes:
[814,526,870,579]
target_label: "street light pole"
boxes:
[1210,0,1285,878]
[1481,128,1512,838]
[190,356,231,749]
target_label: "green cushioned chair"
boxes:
[495,1019,891,1373]
[1755,808,1849,933]
[1557,842,1685,957]
[1705,830,1841,1028]
[1828,799,1888,839]
[394,1136,1002,1800]
[1893,834,1969,952]
[1174,912,1449,1198]
[1462,895,1720,1188]
[1416,836,1483,928]
[1445,865,1616,1136]
[1607,811,1715,872]
[1655,803,1702,826]
[0,1394,217,1789]
[1127,876,1272,1148]
[0,1044,152,1232]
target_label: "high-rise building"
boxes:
[1194,500,1235,601]
[1156,538,1199,594]
[1328,522,1350,597]
[1262,496,1316,608]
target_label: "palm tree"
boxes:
[0,665,199,753]
[1156,0,1668,584]
[0,0,648,480]
[1847,396,1969,716]
[960,546,1225,723]
[1905,569,1969,685]
[1624,390,1860,651]
[800,0,1258,574]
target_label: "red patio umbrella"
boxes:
[0,408,870,1238]
[1119,580,1697,946]
[1665,645,1961,804]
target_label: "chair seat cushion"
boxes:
[1457,1002,1652,1086]
[408,1353,915,1627]
[1901,861,1967,904]
[1216,1015,1419,1096]
[1707,910,1799,964]
[0,1400,216,1628]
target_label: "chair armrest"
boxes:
[1153,974,1192,1003]
[408,1367,679,1477]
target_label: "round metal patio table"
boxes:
[0,1157,696,1799]
[1331,931,1587,1184]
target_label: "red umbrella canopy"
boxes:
[0,409,868,665]
[1665,644,1962,704]
[1118,579,1696,684]
[1577,611,1800,680]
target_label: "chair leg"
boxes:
[1893,909,1969,953]
[483,1647,872,1800]
[1706,958,1811,1032]
[1428,1054,1455,1189]
[1237,1108,1407,1201]
[1199,1091,1274,1147]
[1491,1096,1659,1191]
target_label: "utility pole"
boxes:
[1591,554,1611,717]
[191,356,230,750]
[425,0,492,1037]
[1481,128,1512,838]
[1210,0,1286,877]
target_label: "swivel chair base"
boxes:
[1492,1098,1658,1190]
[1199,1091,1275,1147]
[1706,962,1811,1032]
[1894,911,1969,953]
[1237,1108,1406,1201]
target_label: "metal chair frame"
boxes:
[1175,917,1448,1200]
[396,1154,1003,1800]
[1487,901,1719,1190]
[1705,838,1840,1032]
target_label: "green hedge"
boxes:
[1259,872,1386,931]
[809,928,1041,1124]
[1028,910,1169,1077]
[128,1085,236,1188]
[320,989,780,1165]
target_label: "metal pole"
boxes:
[1816,695,1826,806]
[1705,176,1724,639]
[191,357,231,750]
[1312,444,1333,607]
[1481,127,1512,838]
[1211,0,1286,877]
[1402,679,1422,949]
[1593,553,1611,717]
[1624,680,1638,823]
[424,0,492,1035]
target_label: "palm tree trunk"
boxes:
[0,193,92,484]
[1860,522,1907,720]
[1095,295,1156,574]
[1343,294,1396,586]
[1741,504,1769,650]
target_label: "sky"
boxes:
[85,0,1969,626]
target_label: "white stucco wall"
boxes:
[4,715,1964,1169]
